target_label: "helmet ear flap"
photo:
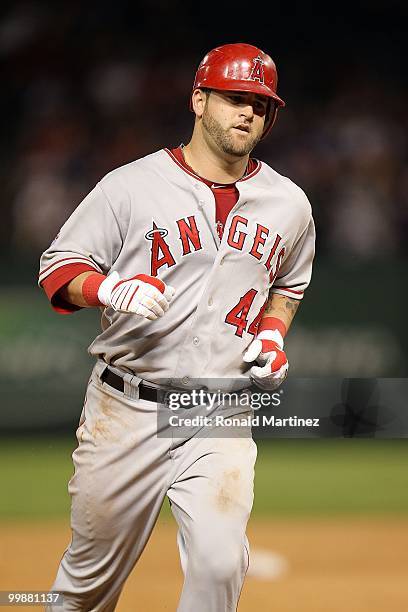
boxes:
[262,100,279,139]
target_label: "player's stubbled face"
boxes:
[202,90,267,157]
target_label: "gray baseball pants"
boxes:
[48,360,257,611]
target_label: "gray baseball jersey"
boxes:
[39,148,315,384]
[40,147,315,612]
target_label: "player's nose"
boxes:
[239,96,255,120]
[239,105,254,121]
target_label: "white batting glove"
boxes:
[98,272,175,320]
[243,327,288,390]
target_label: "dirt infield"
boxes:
[1,517,408,611]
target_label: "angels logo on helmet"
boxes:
[249,55,265,84]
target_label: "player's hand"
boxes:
[243,330,288,390]
[97,272,175,320]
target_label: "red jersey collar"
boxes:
[165,146,261,186]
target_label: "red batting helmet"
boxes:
[190,43,285,139]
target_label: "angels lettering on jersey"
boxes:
[144,216,285,284]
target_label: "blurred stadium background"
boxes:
[0,2,407,611]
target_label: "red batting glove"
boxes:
[83,272,175,320]
[243,317,288,390]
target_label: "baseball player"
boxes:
[39,43,315,611]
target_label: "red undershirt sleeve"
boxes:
[41,262,98,314]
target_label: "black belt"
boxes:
[101,367,159,403]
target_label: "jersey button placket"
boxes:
[192,337,200,346]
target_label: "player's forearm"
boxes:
[262,292,300,334]
[243,291,297,389]
[59,271,175,319]
[60,271,100,308]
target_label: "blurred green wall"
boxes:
[0,259,406,431]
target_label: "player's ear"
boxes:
[191,88,209,118]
